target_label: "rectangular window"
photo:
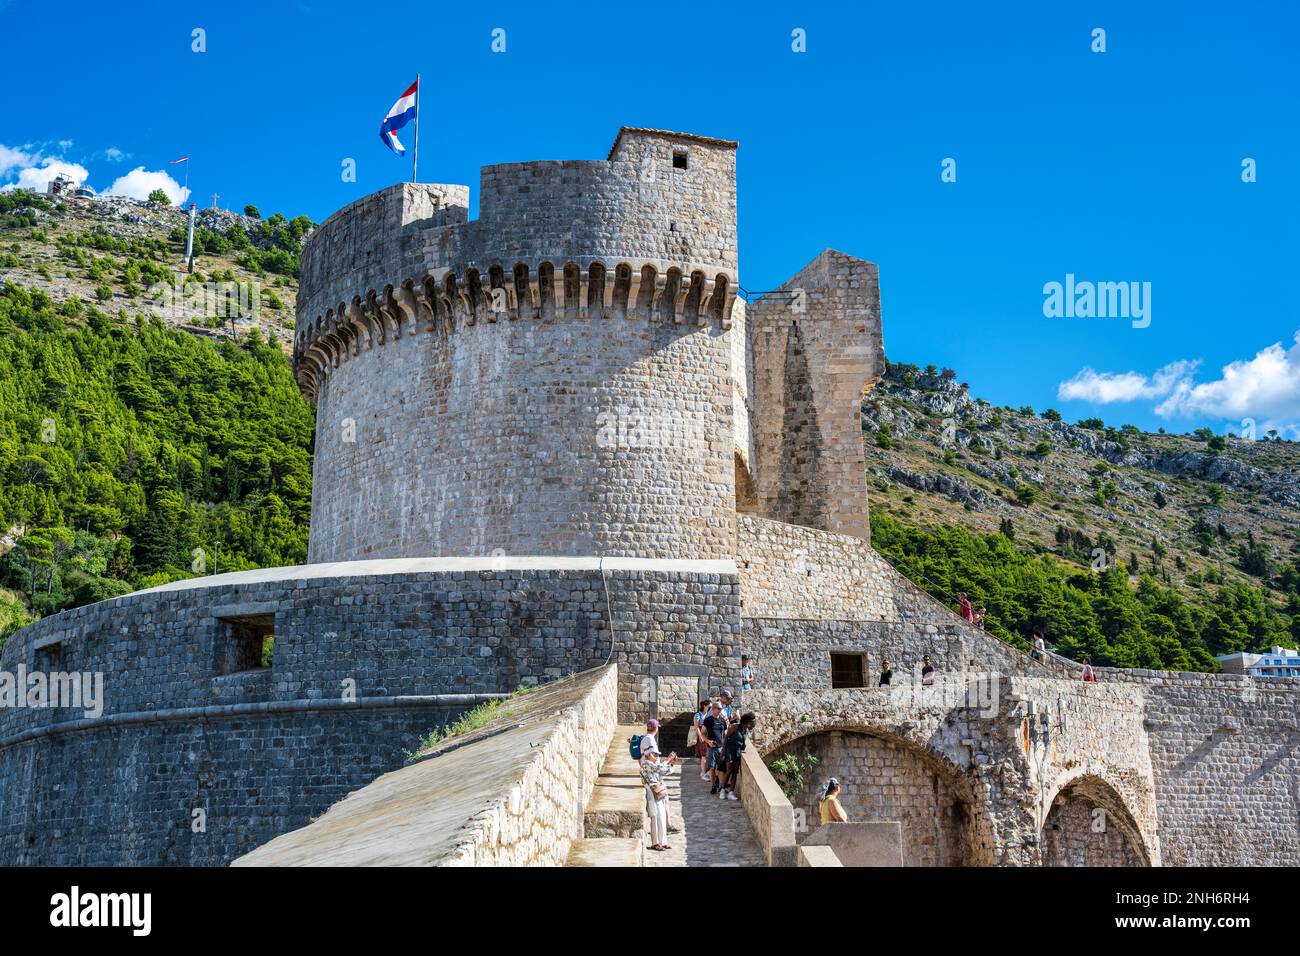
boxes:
[830,652,865,689]
[34,639,63,672]
[215,614,275,675]
[672,149,688,169]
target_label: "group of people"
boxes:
[875,654,937,687]
[957,593,987,629]
[689,692,755,803]
[1030,630,1096,681]
[635,660,759,853]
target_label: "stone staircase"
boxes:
[565,725,647,866]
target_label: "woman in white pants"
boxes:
[639,742,677,852]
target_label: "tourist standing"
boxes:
[819,778,848,823]
[692,700,710,780]
[958,593,974,622]
[639,744,677,852]
[1082,657,1096,682]
[721,713,756,800]
[740,656,754,693]
[921,654,936,686]
[1032,632,1046,661]
[702,701,729,795]
[879,659,893,687]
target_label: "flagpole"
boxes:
[412,74,420,184]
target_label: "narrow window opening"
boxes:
[672,150,688,169]
[830,652,866,689]
[216,614,275,675]
[35,640,63,672]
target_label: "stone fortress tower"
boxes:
[2,127,1296,868]
[293,127,879,563]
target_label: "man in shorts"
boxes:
[701,700,729,795]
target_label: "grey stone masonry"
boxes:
[0,558,740,865]
[295,129,742,564]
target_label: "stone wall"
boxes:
[736,515,1054,686]
[296,182,469,334]
[307,292,737,562]
[748,249,883,541]
[771,729,977,867]
[1137,674,1300,866]
[294,128,742,564]
[747,676,1159,867]
[0,559,738,864]
[736,747,797,866]
[234,666,619,867]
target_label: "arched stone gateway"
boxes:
[1041,775,1151,867]
[767,728,997,866]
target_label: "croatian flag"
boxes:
[379,79,418,156]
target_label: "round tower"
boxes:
[294,128,742,561]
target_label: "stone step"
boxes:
[584,725,647,838]
[566,836,644,867]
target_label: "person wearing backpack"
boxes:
[720,712,756,800]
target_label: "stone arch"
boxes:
[562,262,581,318]
[586,261,607,318]
[611,263,633,319]
[684,270,706,325]
[512,262,531,320]
[657,267,682,324]
[707,273,730,323]
[634,264,657,319]
[767,727,996,866]
[487,265,509,321]
[536,261,556,320]
[1041,774,1151,867]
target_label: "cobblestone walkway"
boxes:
[643,759,767,867]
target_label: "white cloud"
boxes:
[105,167,189,204]
[1057,360,1198,404]
[0,158,89,193]
[1154,333,1300,422]
[0,144,34,178]
[1058,335,1300,435]
[104,147,126,162]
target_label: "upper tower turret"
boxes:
[293,128,743,564]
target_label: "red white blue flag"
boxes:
[379,80,418,156]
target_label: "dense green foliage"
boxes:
[871,512,1299,671]
[0,282,313,638]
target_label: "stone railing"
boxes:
[798,845,842,867]
[446,664,619,866]
[232,664,619,867]
[737,748,797,866]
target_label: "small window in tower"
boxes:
[672,150,688,169]
[830,652,866,689]
[215,613,275,675]
[34,638,63,672]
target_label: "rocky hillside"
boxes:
[863,362,1300,597]
[0,189,308,350]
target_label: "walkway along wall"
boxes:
[0,558,739,865]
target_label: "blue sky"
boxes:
[2,0,1297,436]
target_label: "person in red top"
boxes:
[958,593,974,622]
[1081,657,1096,682]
